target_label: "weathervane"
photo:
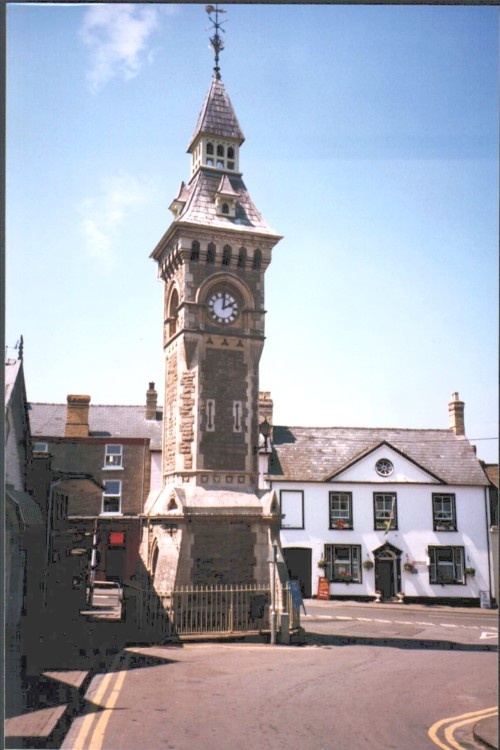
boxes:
[206,4,227,80]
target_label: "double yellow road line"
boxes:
[428,705,498,750]
[72,650,131,750]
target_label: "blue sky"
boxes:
[6,3,499,462]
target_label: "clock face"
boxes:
[208,291,239,324]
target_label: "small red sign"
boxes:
[317,577,330,600]
[109,531,125,545]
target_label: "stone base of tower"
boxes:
[141,485,284,591]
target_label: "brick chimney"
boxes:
[65,395,91,438]
[258,391,274,427]
[448,392,465,436]
[146,382,158,420]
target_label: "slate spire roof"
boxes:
[187,75,245,152]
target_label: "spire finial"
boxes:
[206,4,226,80]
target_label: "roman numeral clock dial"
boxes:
[208,290,239,325]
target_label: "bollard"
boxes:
[280,612,290,645]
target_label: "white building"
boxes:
[261,393,494,605]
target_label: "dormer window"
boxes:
[222,203,229,215]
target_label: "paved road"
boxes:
[301,599,498,648]
[61,601,498,750]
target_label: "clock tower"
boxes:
[143,8,283,590]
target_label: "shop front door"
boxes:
[375,559,394,599]
[374,541,402,600]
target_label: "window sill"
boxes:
[100,512,123,517]
[433,528,458,532]
[102,466,124,471]
[329,527,353,531]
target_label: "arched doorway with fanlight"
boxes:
[373,541,402,600]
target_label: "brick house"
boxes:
[28,384,162,585]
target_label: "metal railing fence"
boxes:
[131,581,301,639]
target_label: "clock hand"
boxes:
[221,293,229,310]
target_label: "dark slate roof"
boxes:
[172,169,280,237]
[269,425,488,486]
[188,76,244,151]
[28,403,163,451]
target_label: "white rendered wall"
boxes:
[271,479,490,600]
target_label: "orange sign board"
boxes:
[317,576,330,600]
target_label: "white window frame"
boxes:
[104,444,123,469]
[374,492,398,531]
[33,441,49,453]
[329,492,353,529]
[280,490,304,530]
[429,546,465,585]
[432,493,457,531]
[324,544,361,583]
[102,480,122,515]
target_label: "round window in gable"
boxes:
[375,458,394,477]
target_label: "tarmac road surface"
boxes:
[62,601,498,750]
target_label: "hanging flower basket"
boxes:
[317,559,327,570]
[363,559,374,570]
[403,562,416,573]
[465,567,476,577]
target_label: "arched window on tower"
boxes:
[168,288,179,338]
[237,247,247,269]
[191,241,200,261]
[217,145,224,157]
[207,143,214,155]
[222,245,232,266]
[207,243,216,264]
[228,147,234,159]
[222,203,229,215]
[252,249,262,270]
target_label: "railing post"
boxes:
[229,587,234,633]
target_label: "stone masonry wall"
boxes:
[190,519,257,584]
[179,372,195,469]
[200,348,247,471]
[164,349,178,474]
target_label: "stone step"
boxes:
[5,704,68,749]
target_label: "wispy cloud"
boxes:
[79,4,161,93]
[79,173,151,272]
